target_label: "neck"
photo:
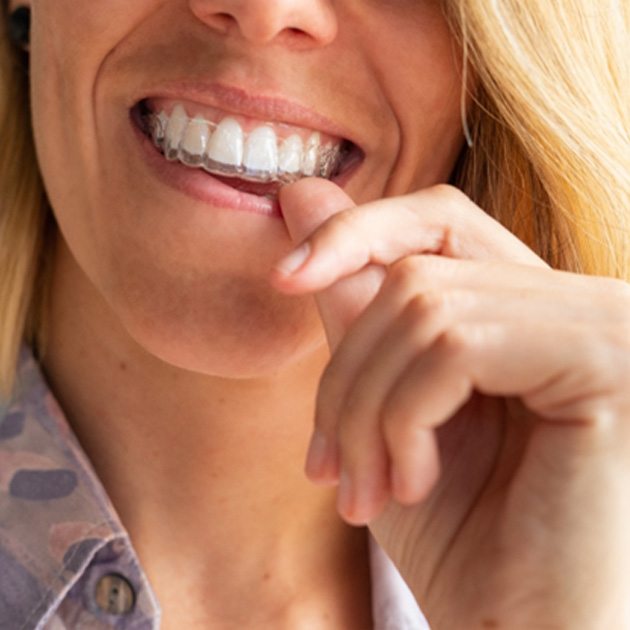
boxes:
[40,238,373,628]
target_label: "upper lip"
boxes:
[131,80,359,149]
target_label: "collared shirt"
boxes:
[0,346,430,629]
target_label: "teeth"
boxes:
[145,105,346,184]
[206,117,243,172]
[301,133,320,177]
[278,135,303,175]
[154,110,168,143]
[164,104,188,160]
[243,126,278,180]
[180,116,210,166]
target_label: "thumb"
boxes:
[278,179,385,350]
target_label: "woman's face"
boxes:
[16,0,465,375]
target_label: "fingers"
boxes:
[276,178,387,350]
[315,265,386,351]
[313,287,458,482]
[335,428,391,526]
[310,263,623,526]
[275,180,629,529]
[278,177,357,246]
[309,256,606,440]
[317,321,567,526]
[319,294,453,523]
[380,322,586,427]
[272,183,549,296]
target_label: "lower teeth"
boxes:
[142,110,347,185]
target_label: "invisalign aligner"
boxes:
[144,109,346,185]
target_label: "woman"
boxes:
[1,0,629,628]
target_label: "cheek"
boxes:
[30,1,329,374]
[29,0,157,267]
[367,9,465,192]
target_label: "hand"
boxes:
[270,179,630,629]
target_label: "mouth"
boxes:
[131,97,363,199]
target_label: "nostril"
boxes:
[191,9,236,35]
[215,12,233,23]
[211,12,236,32]
[190,0,337,46]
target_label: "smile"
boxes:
[133,98,360,188]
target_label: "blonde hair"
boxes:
[0,1,628,397]
[445,0,630,276]
[0,1,51,399]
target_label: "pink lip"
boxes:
[128,82,363,218]
[130,81,358,148]
[130,111,284,219]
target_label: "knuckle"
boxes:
[429,183,468,207]
[314,209,356,247]
[381,402,422,447]
[571,331,622,388]
[329,207,360,236]
[404,291,450,327]
[436,324,471,356]
[387,255,439,292]
[320,208,373,265]
[388,256,422,289]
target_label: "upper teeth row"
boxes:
[146,104,342,183]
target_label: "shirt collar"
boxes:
[0,345,428,629]
[0,346,161,628]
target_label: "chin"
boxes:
[135,324,328,380]
[112,277,328,379]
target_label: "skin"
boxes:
[274,180,630,627]
[11,0,630,628]
[12,0,464,628]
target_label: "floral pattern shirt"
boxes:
[0,346,429,629]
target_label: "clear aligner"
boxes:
[145,110,344,185]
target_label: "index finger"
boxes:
[272,183,549,294]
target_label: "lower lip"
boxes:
[130,113,284,219]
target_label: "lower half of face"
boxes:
[30,0,465,377]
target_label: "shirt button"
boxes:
[94,572,136,615]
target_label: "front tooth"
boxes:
[278,135,303,175]
[301,133,321,176]
[165,104,188,160]
[243,126,278,178]
[180,116,210,166]
[205,117,244,170]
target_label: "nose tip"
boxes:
[189,0,338,47]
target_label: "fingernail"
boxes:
[339,471,377,525]
[274,242,311,276]
[305,430,331,480]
